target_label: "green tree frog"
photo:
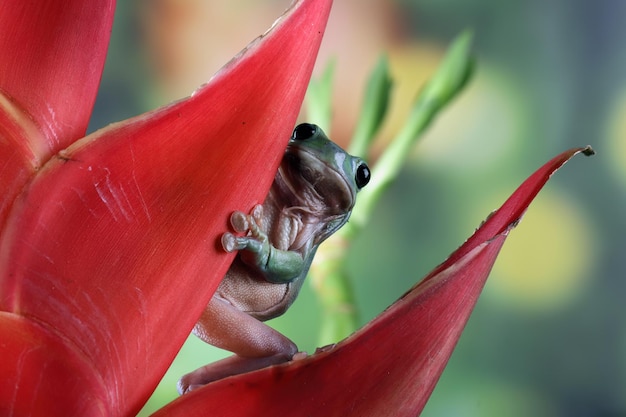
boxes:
[178,123,370,393]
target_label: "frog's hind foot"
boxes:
[177,351,299,395]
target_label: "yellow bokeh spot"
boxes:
[485,190,597,312]
[417,65,524,172]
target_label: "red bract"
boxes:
[0,1,115,240]
[0,0,331,415]
[150,147,593,417]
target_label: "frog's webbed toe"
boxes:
[229,211,250,233]
[221,232,241,252]
[178,353,297,394]
[251,204,264,222]
[221,232,266,253]
[229,205,265,236]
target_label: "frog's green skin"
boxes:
[179,124,370,393]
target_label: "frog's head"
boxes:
[278,123,370,241]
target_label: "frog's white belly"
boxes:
[216,262,297,321]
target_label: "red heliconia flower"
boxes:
[0,0,331,415]
[0,0,593,416]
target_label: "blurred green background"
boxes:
[88,1,625,416]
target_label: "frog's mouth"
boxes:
[278,149,356,215]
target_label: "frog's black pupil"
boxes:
[355,163,371,189]
[292,123,317,141]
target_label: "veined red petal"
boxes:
[0,0,115,236]
[150,147,593,417]
[0,0,332,415]
[0,0,114,155]
[0,312,108,417]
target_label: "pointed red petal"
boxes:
[427,146,595,282]
[0,0,331,415]
[0,0,114,155]
[0,0,115,238]
[150,147,593,416]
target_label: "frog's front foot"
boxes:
[221,205,269,255]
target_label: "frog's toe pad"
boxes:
[292,351,308,361]
[251,204,264,221]
[230,211,249,233]
[221,232,239,252]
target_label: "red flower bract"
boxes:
[0,0,331,415]
[0,1,115,239]
[150,147,593,417]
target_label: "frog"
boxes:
[178,123,370,394]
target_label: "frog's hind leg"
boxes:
[178,296,299,394]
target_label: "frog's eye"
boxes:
[355,162,371,189]
[291,123,317,141]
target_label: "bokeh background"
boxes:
[88,1,625,415]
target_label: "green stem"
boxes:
[308,31,474,345]
[349,55,393,157]
[348,30,474,233]
[304,59,335,133]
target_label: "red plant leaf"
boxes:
[150,146,593,417]
[0,0,332,415]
